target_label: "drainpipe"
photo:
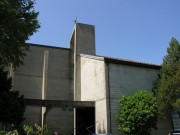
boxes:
[107,63,112,133]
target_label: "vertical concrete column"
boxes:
[41,50,49,128]
[70,23,96,135]
[73,23,96,101]
[73,25,77,135]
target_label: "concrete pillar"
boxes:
[70,23,96,101]
[74,23,96,56]
[41,50,49,127]
[70,23,96,135]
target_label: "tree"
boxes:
[117,91,158,135]
[0,68,25,130]
[153,38,180,115]
[0,0,40,68]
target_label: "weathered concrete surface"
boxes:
[75,23,96,56]
[70,23,96,101]
[69,23,96,135]
[80,55,109,134]
[107,63,168,135]
[14,44,74,134]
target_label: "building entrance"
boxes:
[76,107,95,135]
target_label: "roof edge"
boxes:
[80,54,161,69]
[27,43,70,50]
[104,57,161,69]
[80,54,104,61]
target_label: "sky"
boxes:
[28,0,180,65]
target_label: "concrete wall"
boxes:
[75,23,96,56]
[13,45,74,134]
[108,63,160,135]
[70,23,96,135]
[14,45,44,99]
[46,108,74,134]
[80,55,109,134]
[71,23,96,101]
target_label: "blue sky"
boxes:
[28,0,180,65]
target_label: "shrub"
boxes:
[117,90,158,135]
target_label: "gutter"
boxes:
[107,63,112,133]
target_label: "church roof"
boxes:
[104,56,161,69]
[80,54,161,69]
[28,43,70,50]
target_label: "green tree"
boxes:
[0,68,25,130]
[117,91,158,135]
[153,38,180,115]
[0,0,40,68]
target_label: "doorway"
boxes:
[76,107,95,135]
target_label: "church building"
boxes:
[10,23,171,135]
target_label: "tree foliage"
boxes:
[0,68,25,129]
[153,38,180,115]
[0,0,40,68]
[117,91,158,135]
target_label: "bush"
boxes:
[0,124,49,135]
[117,90,158,135]
[23,124,49,135]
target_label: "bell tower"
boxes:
[70,22,96,135]
[70,23,96,101]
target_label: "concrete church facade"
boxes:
[10,23,171,135]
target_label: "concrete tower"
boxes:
[70,23,96,101]
[70,23,96,135]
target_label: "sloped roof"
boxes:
[104,56,161,69]
[80,54,161,69]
